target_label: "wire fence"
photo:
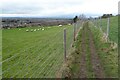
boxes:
[0,29,2,79]
[2,19,83,78]
[91,17,110,42]
[91,16,118,44]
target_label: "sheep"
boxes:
[58,25,62,27]
[42,28,44,31]
[34,29,37,31]
[19,29,21,30]
[8,27,10,29]
[26,29,29,32]
[68,23,71,25]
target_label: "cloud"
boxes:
[1,0,119,17]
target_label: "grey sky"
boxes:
[1,0,119,17]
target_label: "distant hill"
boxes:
[2,17,73,29]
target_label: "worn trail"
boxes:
[79,22,105,78]
[79,23,87,78]
[87,25,105,78]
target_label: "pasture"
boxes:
[2,16,118,78]
[2,25,76,78]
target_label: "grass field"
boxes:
[96,16,118,43]
[90,22,118,77]
[90,16,118,77]
[91,16,118,77]
[2,16,118,78]
[2,24,77,78]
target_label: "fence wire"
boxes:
[2,21,82,78]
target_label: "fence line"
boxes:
[107,17,110,42]
[3,20,83,78]
[91,16,110,42]
[63,28,67,62]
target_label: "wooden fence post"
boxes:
[63,28,67,62]
[100,17,102,30]
[107,17,110,42]
[100,17,101,27]
[74,23,76,41]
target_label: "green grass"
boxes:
[2,16,118,78]
[65,22,95,78]
[85,27,95,78]
[95,16,118,43]
[89,22,118,78]
[63,20,118,78]
[91,16,118,77]
[2,25,74,78]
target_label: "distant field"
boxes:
[2,25,76,78]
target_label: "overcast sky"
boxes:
[0,0,119,17]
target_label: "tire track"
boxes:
[79,22,87,78]
[87,23,105,78]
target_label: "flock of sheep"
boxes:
[8,24,72,32]
[25,28,45,32]
[23,24,64,32]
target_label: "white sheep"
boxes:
[34,29,37,31]
[42,28,44,30]
[26,29,29,32]
[68,23,71,25]
[8,27,10,29]
[58,25,62,27]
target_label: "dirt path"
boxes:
[79,22,105,78]
[61,21,105,78]
[79,22,87,78]
[87,25,105,78]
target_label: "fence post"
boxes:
[76,21,78,33]
[100,17,102,30]
[74,23,76,41]
[97,18,99,27]
[63,28,67,62]
[107,17,110,42]
[95,18,97,27]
